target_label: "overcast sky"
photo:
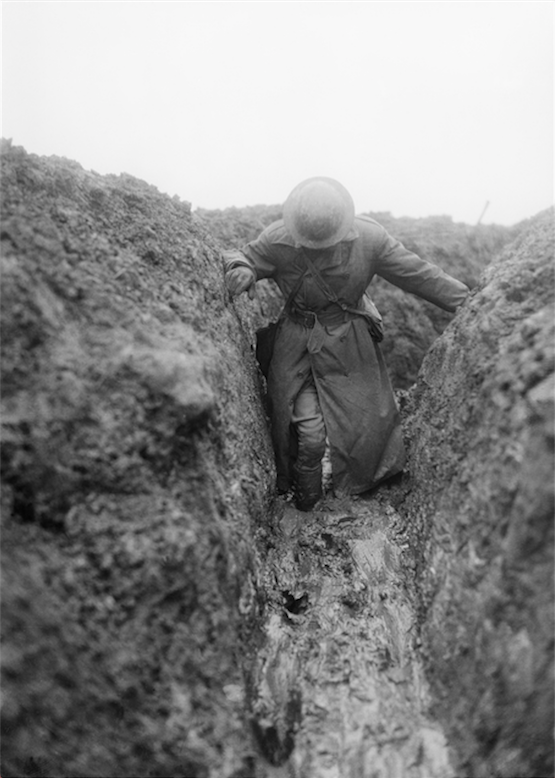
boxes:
[2,2,553,225]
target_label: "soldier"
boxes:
[224,177,469,510]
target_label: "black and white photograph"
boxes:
[1,2,553,777]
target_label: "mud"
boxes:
[248,491,455,778]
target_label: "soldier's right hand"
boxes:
[226,266,256,298]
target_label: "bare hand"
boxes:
[226,267,256,298]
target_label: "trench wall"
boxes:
[399,208,555,778]
[0,141,275,778]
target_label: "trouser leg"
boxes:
[291,374,326,510]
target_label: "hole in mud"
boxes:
[251,722,295,767]
[12,489,36,523]
[282,590,309,614]
[251,691,302,767]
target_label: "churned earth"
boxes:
[1,141,553,778]
[248,491,456,778]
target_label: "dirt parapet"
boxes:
[399,208,555,777]
[0,141,275,777]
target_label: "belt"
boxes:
[285,306,360,328]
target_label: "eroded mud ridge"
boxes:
[1,141,553,778]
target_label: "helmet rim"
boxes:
[283,177,355,249]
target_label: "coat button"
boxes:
[297,370,304,378]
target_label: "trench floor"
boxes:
[251,492,455,778]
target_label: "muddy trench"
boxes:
[246,491,454,778]
[1,144,553,778]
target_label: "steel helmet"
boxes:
[283,177,355,249]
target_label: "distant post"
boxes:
[477,201,490,225]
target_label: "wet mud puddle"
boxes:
[250,495,454,778]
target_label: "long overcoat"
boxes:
[225,216,469,495]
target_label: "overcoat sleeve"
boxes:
[374,230,470,312]
[222,228,278,280]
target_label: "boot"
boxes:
[293,462,323,512]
